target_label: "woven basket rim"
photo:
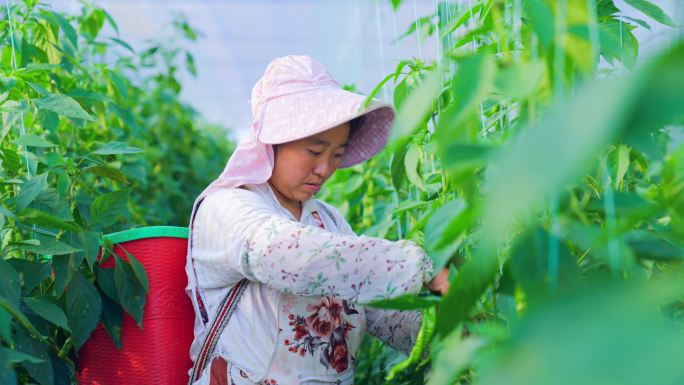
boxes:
[102,226,189,245]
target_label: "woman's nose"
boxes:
[313,158,334,178]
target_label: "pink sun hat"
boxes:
[185,55,395,325]
[253,55,394,165]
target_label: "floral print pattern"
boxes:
[284,296,359,373]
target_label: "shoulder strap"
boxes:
[188,279,249,385]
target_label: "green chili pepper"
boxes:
[386,306,437,381]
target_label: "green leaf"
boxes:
[16,173,49,212]
[18,208,80,232]
[495,61,545,99]
[27,81,51,96]
[2,347,43,364]
[66,273,102,351]
[365,293,441,310]
[28,188,72,221]
[124,250,149,294]
[404,143,426,191]
[1,148,21,173]
[0,259,21,307]
[52,253,80,295]
[6,259,52,294]
[599,20,638,68]
[90,189,131,227]
[185,51,197,77]
[71,231,101,268]
[84,165,128,184]
[524,0,555,52]
[362,72,395,108]
[424,199,471,269]
[107,69,128,99]
[441,143,493,180]
[51,11,78,48]
[626,231,684,261]
[95,266,118,302]
[109,37,135,53]
[114,255,146,327]
[612,144,630,189]
[13,327,52,385]
[92,141,144,155]
[0,307,10,343]
[391,137,411,191]
[390,0,403,11]
[441,0,484,37]
[0,349,17,384]
[623,0,675,26]
[23,296,70,332]
[428,333,486,385]
[19,238,81,256]
[34,94,96,121]
[12,134,58,147]
[391,69,442,141]
[100,294,122,349]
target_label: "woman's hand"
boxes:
[427,267,450,296]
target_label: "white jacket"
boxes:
[186,182,435,384]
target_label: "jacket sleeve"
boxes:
[317,201,425,355]
[364,307,423,356]
[191,188,435,304]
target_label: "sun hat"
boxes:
[208,55,394,193]
[185,55,395,327]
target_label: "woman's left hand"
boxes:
[426,267,450,296]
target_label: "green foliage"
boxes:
[333,0,684,383]
[0,1,234,383]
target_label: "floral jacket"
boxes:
[187,182,435,385]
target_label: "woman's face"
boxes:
[269,122,351,206]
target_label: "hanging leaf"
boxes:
[0,259,21,308]
[12,134,57,148]
[391,69,442,141]
[100,294,123,349]
[66,273,102,351]
[19,238,81,256]
[404,143,426,191]
[34,94,96,121]
[113,255,146,327]
[622,0,675,26]
[84,165,129,184]
[91,142,144,155]
[124,250,149,294]
[13,327,52,385]
[365,293,441,310]
[90,189,131,227]
[15,173,49,212]
[18,208,80,232]
[23,296,70,332]
[1,148,21,173]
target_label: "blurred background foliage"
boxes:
[0,0,233,383]
[316,0,684,384]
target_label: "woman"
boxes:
[185,55,450,385]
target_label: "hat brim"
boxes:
[257,87,394,168]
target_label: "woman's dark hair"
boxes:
[348,116,364,140]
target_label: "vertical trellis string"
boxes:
[374,0,391,101]
[5,0,31,179]
[432,0,442,124]
[548,0,569,289]
[412,0,423,60]
[602,159,621,274]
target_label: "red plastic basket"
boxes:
[77,226,194,385]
